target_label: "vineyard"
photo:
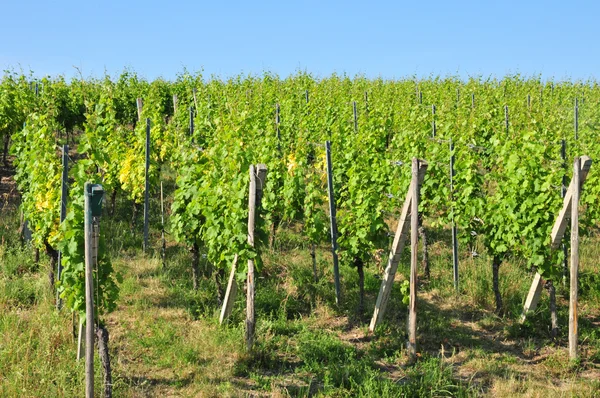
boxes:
[1,70,600,397]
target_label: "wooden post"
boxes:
[246,165,257,351]
[471,93,475,109]
[520,156,592,323]
[369,159,428,332]
[172,94,178,114]
[431,105,436,138]
[219,255,238,324]
[527,94,531,110]
[84,183,95,398]
[407,158,420,362]
[136,98,143,122]
[326,141,341,305]
[504,105,509,135]
[574,98,579,140]
[245,164,267,351]
[353,101,358,133]
[419,91,423,105]
[561,140,568,284]
[192,87,198,111]
[143,119,150,252]
[57,145,68,309]
[305,89,309,104]
[77,320,84,361]
[569,157,580,360]
[456,88,460,105]
[160,181,166,268]
[450,140,458,291]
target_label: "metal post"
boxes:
[450,140,458,291]
[326,141,341,305]
[276,103,281,152]
[57,145,68,309]
[143,118,150,252]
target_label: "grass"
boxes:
[1,189,600,397]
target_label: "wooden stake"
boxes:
[520,156,592,322]
[450,140,458,291]
[407,158,420,363]
[192,87,198,111]
[504,105,509,135]
[574,98,579,140]
[160,181,165,268]
[57,145,68,309]
[569,157,580,360]
[136,98,143,122]
[172,94,178,114]
[143,119,150,252]
[246,165,257,351]
[219,255,238,324]
[245,164,267,351]
[369,160,428,332]
[77,320,84,361]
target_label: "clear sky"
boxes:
[1,0,598,81]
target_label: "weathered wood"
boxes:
[407,158,420,362]
[160,181,165,268]
[369,159,428,332]
[520,156,592,323]
[219,255,238,324]
[245,164,267,351]
[519,273,544,323]
[96,325,113,398]
[172,94,178,114]
[450,139,459,291]
[84,183,95,398]
[569,157,580,360]
[192,87,198,111]
[57,145,69,309]
[574,98,579,140]
[136,98,143,122]
[550,156,591,249]
[246,165,257,351]
[143,119,150,252]
[77,320,84,361]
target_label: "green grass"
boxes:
[2,192,600,397]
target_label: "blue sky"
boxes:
[1,0,598,81]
